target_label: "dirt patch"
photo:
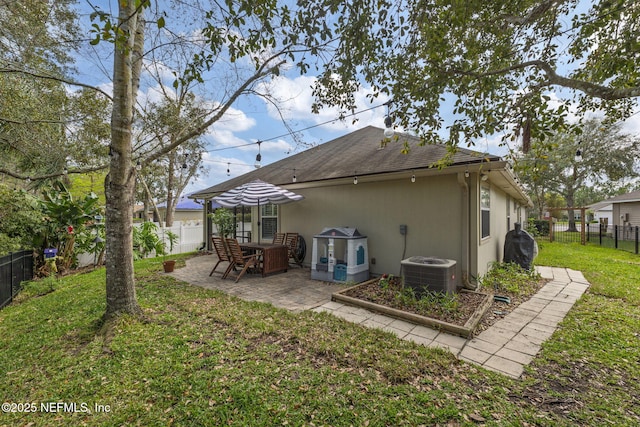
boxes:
[339,276,548,336]
[342,279,487,327]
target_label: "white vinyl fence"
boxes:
[76,221,253,267]
[161,221,206,255]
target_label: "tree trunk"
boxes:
[165,156,175,227]
[104,3,144,320]
[567,168,578,233]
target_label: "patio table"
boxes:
[240,242,289,277]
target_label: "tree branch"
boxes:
[142,57,286,165]
[0,164,108,181]
[450,60,640,101]
[0,66,113,100]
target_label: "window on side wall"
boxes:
[261,203,278,241]
[481,186,490,239]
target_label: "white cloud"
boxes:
[621,110,640,135]
[261,138,294,154]
[187,152,254,192]
[257,75,391,133]
[205,104,256,133]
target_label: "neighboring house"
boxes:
[592,190,640,227]
[156,195,204,224]
[133,204,152,221]
[190,126,532,286]
[588,201,613,226]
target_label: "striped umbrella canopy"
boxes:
[213,180,304,207]
[213,180,304,242]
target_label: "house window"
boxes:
[481,186,490,239]
[261,203,278,241]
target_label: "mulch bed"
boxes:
[341,276,548,336]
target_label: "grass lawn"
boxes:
[1,246,639,426]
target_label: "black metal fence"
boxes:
[586,224,640,254]
[532,219,640,255]
[0,250,34,310]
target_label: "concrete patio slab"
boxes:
[171,255,589,379]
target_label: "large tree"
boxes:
[5,0,640,323]
[309,0,640,152]
[96,0,346,319]
[516,119,640,229]
[136,94,208,227]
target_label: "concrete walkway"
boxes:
[171,255,590,378]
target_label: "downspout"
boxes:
[457,171,474,290]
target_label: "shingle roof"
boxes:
[599,190,640,204]
[157,196,204,210]
[191,126,501,198]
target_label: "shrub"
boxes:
[208,208,235,238]
[480,261,541,295]
[0,185,43,256]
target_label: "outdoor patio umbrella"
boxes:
[213,179,304,242]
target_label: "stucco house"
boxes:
[592,190,640,227]
[588,200,613,226]
[190,126,532,287]
[155,195,205,224]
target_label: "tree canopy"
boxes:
[3,0,639,321]
[516,118,640,220]
[309,0,640,150]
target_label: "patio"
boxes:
[169,254,348,312]
[169,255,590,378]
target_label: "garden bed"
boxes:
[332,278,494,338]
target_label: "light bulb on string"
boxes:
[254,141,262,168]
[383,100,394,138]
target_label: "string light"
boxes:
[353,172,358,185]
[227,162,230,176]
[292,168,297,182]
[383,100,394,138]
[575,141,582,162]
[411,173,416,183]
[254,141,262,168]
[206,102,388,154]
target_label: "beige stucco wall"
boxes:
[475,180,529,278]
[613,202,640,226]
[159,209,203,224]
[230,170,526,283]
[277,173,465,279]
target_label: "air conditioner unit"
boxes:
[401,256,457,295]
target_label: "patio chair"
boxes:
[272,232,286,245]
[285,232,302,266]
[209,236,233,277]
[225,238,260,282]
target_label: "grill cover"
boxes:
[503,223,538,270]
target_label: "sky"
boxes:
[185,80,640,196]
[72,1,640,198]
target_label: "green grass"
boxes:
[535,241,640,304]
[1,248,639,426]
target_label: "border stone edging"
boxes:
[331,279,493,338]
